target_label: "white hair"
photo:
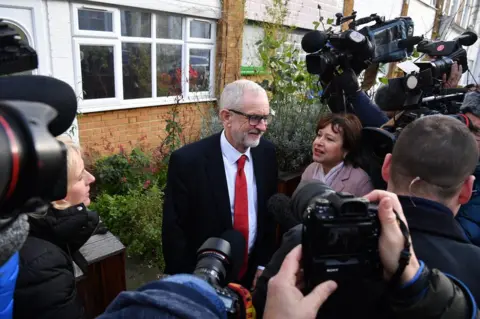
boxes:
[219,79,267,111]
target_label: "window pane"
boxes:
[189,49,210,92]
[156,13,182,39]
[122,43,152,99]
[121,10,151,37]
[157,44,182,96]
[78,9,113,32]
[80,45,115,99]
[190,20,211,39]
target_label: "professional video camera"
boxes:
[383,31,478,114]
[415,31,478,79]
[0,19,77,217]
[192,231,253,318]
[301,11,414,112]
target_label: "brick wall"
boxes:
[78,102,214,156]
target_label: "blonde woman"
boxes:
[14,135,101,319]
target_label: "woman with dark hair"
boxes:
[301,113,373,197]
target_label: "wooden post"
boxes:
[432,0,446,40]
[215,0,245,96]
[386,0,411,78]
[342,0,355,31]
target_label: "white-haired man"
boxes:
[162,80,278,288]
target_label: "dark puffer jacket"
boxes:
[13,203,100,319]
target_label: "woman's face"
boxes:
[64,154,96,207]
[312,124,346,167]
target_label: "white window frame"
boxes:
[185,43,216,100]
[73,38,121,107]
[72,3,119,38]
[71,3,216,113]
[186,18,216,43]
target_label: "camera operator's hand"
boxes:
[442,62,463,89]
[336,68,361,95]
[264,245,337,319]
[364,190,420,285]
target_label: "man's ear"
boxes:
[219,109,231,124]
[458,175,475,205]
[382,153,392,183]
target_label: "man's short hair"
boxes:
[460,91,480,117]
[219,80,267,111]
[390,115,478,199]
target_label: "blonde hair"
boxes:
[51,135,84,210]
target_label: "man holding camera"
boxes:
[337,64,480,248]
[378,115,480,301]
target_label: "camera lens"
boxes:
[193,238,232,287]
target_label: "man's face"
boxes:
[465,112,480,152]
[224,90,270,153]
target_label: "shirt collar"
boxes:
[220,130,251,165]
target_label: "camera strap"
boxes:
[228,283,256,319]
[388,209,412,288]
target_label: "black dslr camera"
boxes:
[302,190,381,291]
[193,237,240,316]
[192,230,253,318]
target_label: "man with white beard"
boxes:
[162,80,278,289]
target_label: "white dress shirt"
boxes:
[220,130,258,254]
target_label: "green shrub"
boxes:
[90,185,165,270]
[92,147,167,196]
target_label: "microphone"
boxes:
[0,75,78,136]
[301,30,329,53]
[268,193,299,230]
[220,229,246,282]
[398,36,424,50]
[457,31,478,47]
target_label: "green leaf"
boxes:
[326,18,334,25]
[379,77,389,85]
[255,40,262,45]
[313,21,320,30]
[412,49,420,58]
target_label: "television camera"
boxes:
[301,11,415,112]
[383,30,478,115]
[0,19,77,220]
[358,31,478,189]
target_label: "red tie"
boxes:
[234,155,249,279]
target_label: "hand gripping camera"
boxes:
[290,182,382,292]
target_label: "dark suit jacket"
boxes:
[162,132,278,284]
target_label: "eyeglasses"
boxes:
[228,109,273,125]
